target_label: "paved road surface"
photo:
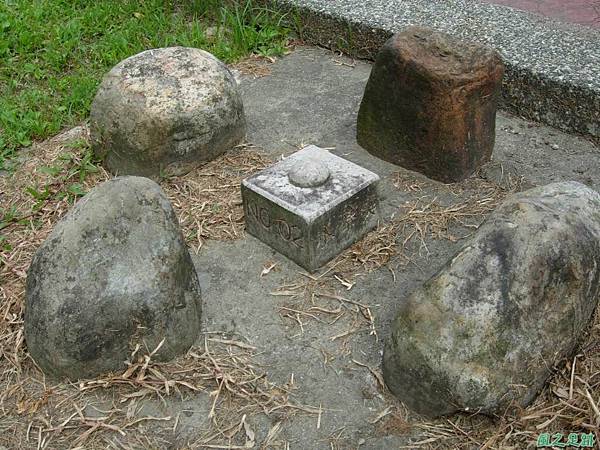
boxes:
[480,0,600,27]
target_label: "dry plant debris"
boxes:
[270,169,522,345]
[1,335,316,449]
[163,143,271,253]
[341,169,523,276]
[230,54,276,78]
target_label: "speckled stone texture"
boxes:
[24,177,202,380]
[383,181,600,417]
[357,27,504,183]
[90,47,246,178]
[261,0,600,140]
[241,145,380,272]
[480,0,600,28]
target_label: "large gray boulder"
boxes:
[25,177,202,379]
[383,181,600,417]
[90,47,246,178]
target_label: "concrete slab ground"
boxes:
[7,46,597,449]
[263,0,600,140]
[133,47,599,448]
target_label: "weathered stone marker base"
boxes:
[357,27,504,183]
[242,146,380,272]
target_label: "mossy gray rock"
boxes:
[25,177,202,380]
[90,47,246,178]
[383,181,600,417]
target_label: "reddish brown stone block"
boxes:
[357,27,505,183]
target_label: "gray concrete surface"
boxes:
[262,0,600,140]
[64,47,599,448]
[163,47,599,448]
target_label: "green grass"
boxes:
[0,0,291,169]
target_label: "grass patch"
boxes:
[0,0,291,168]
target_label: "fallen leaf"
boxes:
[260,261,278,277]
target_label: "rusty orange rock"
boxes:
[357,27,505,183]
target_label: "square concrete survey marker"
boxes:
[241,145,380,272]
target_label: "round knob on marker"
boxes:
[288,159,330,188]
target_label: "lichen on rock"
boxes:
[25,176,202,379]
[383,181,600,417]
[90,47,246,178]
